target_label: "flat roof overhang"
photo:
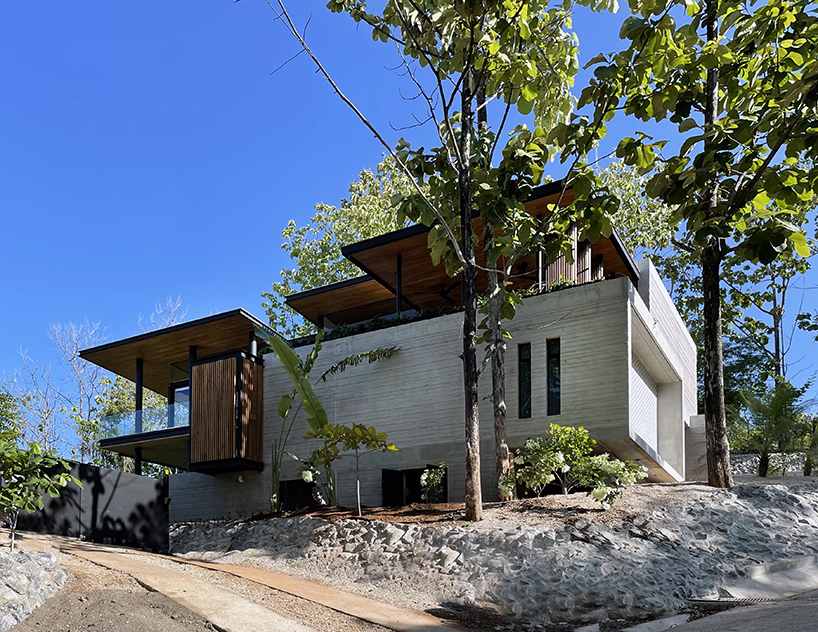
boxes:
[285,276,398,328]
[99,426,190,470]
[80,309,274,394]
[286,181,640,327]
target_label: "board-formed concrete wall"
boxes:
[169,268,696,521]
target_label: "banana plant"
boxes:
[267,330,399,512]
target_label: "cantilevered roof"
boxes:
[80,309,273,394]
[285,276,397,328]
[286,180,640,327]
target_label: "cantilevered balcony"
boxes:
[82,309,271,475]
[98,403,191,469]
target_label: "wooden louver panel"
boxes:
[190,357,237,463]
[545,223,579,286]
[241,359,264,463]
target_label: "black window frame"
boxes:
[518,342,532,419]
[547,338,561,416]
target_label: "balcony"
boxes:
[98,403,191,469]
[82,309,270,475]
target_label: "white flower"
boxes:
[301,470,314,483]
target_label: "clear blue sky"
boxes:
[1,3,815,386]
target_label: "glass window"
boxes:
[547,338,561,416]
[518,343,532,419]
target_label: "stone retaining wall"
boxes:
[0,548,69,630]
[170,483,818,625]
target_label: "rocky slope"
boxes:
[170,480,818,625]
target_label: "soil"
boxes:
[240,480,718,531]
[12,589,215,632]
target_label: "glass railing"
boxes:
[99,403,190,440]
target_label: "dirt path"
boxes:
[12,589,215,632]
[11,533,447,632]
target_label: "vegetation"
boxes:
[261,156,418,339]
[734,379,813,476]
[503,424,646,508]
[0,433,80,550]
[567,0,818,487]
[267,331,400,511]
[10,299,186,474]
[304,423,398,517]
[267,0,630,520]
[420,462,447,504]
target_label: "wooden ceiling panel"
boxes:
[284,182,638,330]
[285,277,396,326]
[80,310,271,394]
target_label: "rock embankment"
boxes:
[170,482,818,625]
[0,548,69,630]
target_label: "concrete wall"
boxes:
[685,414,708,481]
[630,355,658,452]
[636,259,698,429]
[169,267,697,521]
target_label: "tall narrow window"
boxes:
[547,338,561,416]
[518,343,532,419]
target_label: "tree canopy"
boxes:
[262,156,416,338]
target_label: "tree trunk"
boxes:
[701,0,733,489]
[702,243,734,487]
[460,69,483,522]
[803,454,812,477]
[772,282,783,378]
[758,452,770,477]
[476,81,512,502]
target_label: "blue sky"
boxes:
[1,2,815,388]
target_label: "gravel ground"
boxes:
[13,533,398,632]
[14,536,146,595]
[170,482,721,617]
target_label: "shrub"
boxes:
[502,424,647,508]
[582,454,647,509]
[0,434,80,549]
[420,462,447,503]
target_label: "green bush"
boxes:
[420,462,447,503]
[502,424,647,508]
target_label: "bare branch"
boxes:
[267,0,467,266]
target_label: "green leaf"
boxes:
[268,336,328,432]
[790,232,810,257]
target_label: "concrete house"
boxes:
[81,182,702,522]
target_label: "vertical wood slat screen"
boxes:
[190,357,237,463]
[241,359,264,463]
[576,240,592,283]
[545,223,579,286]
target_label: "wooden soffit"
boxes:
[285,180,638,327]
[285,276,396,327]
[80,309,273,394]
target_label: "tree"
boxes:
[267,331,400,511]
[262,156,417,338]
[263,0,631,520]
[567,0,818,487]
[739,379,811,476]
[0,385,23,438]
[0,434,79,550]
[50,320,109,463]
[605,160,816,413]
[304,423,398,516]
[138,296,188,332]
[12,352,64,452]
